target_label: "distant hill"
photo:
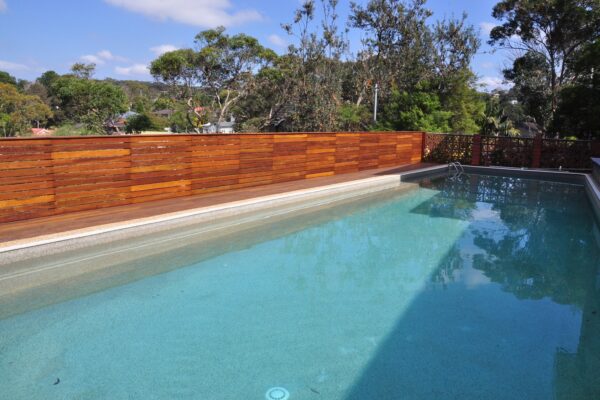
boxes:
[104,79,171,100]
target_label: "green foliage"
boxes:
[554,85,600,139]
[70,63,96,79]
[153,96,175,111]
[131,96,152,113]
[0,83,53,137]
[52,74,127,133]
[53,123,98,136]
[38,71,59,91]
[125,113,156,133]
[480,96,519,136]
[552,39,600,138]
[503,52,551,129]
[338,104,371,131]
[278,0,349,132]
[438,71,485,133]
[150,28,276,131]
[0,71,17,86]
[490,0,600,133]
[379,87,452,133]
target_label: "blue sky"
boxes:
[0,0,508,90]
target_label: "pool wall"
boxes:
[0,165,600,315]
[0,174,432,318]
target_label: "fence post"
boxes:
[592,140,600,157]
[531,135,542,168]
[421,131,427,161]
[471,134,481,166]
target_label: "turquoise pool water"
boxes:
[1,173,599,399]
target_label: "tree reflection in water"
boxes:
[413,173,600,399]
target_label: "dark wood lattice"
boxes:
[540,139,592,170]
[423,133,473,164]
[480,136,534,168]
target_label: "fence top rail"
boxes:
[541,138,593,144]
[426,132,596,144]
[0,131,424,142]
[425,132,475,137]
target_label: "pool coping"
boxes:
[459,165,600,221]
[2,163,598,257]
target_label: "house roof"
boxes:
[153,109,174,116]
[31,128,52,136]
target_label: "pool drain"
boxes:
[265,387,290,400]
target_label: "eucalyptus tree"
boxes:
[502,52,552,130]
[70,63,96,80]
[553,39,600,138]
[279,0,349,131]
[489,0,600,130]
[349,0,433,98]
[150,27,276,132]
[52,65,128,133]
[349,0,482,133]
[0,83,53,137]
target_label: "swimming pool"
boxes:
[1,172,599,399]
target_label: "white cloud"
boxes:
[150,44,179,56]
[0,60,30,71]
[481,62,495,70]
[478,76,511,91]
[267,34,287,48]
[81,54,104,64]
[480,22,496,36]
[115,63,150,77]
[0,0,6,13]
[104,0,262,28]
[97,50,115,60]
[80,50,126,65]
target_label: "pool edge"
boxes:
[0,168,445,258]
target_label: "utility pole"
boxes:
[373,83,379,123]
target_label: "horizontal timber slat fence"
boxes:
[424,133,600,171]
[0,132,423,223]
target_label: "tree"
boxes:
[553,39,600,138]
[0,71,17,86]
[378,83,452,132]
[279,0,349,131]
[70,63,96,79]
[349,1,482,133]
[480,95,518,136]
[489,0,600,132]
[0,83,52,137]
[52,70,127,133]
[38,70,60,92]
[150,28,276,132]
[431,15,484,133]
[503,52,552,130]
[349,0,434,99]
[125,113,155,133]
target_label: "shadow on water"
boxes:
[345,174,600,400]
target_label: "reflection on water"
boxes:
[412,174,600,399]
[0,173,599,399]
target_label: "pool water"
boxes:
[1,173,599,399]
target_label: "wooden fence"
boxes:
[424,133,600,170]
[0,132,424,223]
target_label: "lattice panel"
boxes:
[423,134,473,164]
[540,140,592,170]
[480,136,534,168]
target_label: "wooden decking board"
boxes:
[0,163,433,244]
